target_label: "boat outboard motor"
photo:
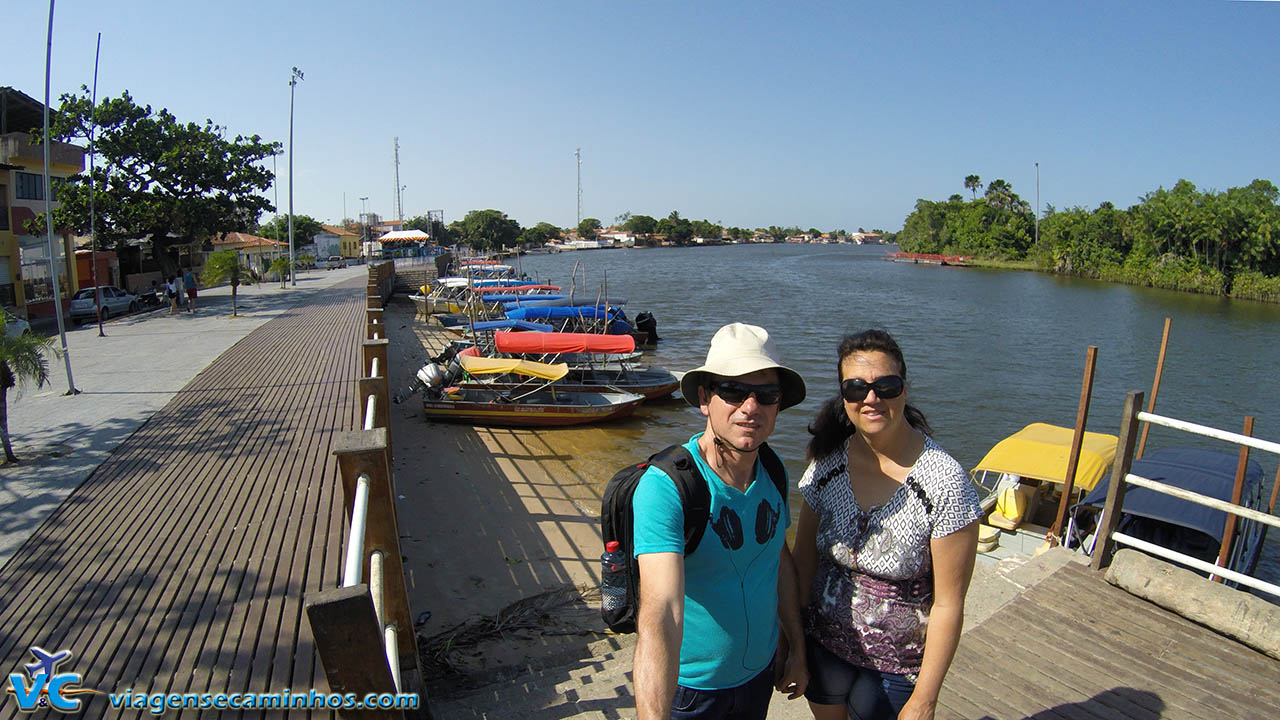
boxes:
[395,362,449,403]
[635,311,660,344]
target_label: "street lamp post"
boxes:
[360,196,369,258]
[288,66,304,287]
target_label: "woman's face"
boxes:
[839,350,908,438]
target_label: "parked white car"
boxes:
[2,308,31,337]
[69,285,140,325]
[323,255,347,270]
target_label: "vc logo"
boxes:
[5,647,95,713]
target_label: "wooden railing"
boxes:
[1092,391,1280,598]
[305,263,428,718]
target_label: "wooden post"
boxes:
[363,339,388,379]
[332,429,420,670]
[1092,390,1144,571]
[368,323,385,341]
[1214,416,1254,581]
[1270,464,1280,515]
[1137,317,1172,459]
[367,294,382,310]
[305,584,404,719]
[367,307,385,325]
[1050,346,1098,542]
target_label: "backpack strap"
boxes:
[757,442,788,512]
[646,445,712,557]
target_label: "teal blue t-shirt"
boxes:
[631,433,790,689]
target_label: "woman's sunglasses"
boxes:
[840,375,905,402]
[709,380,783,406]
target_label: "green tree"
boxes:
[201,250,251,316]
[656,211,693,244]
[297,253,316,271]
[0,318,58,463]
[692,219,722,240]
[269,257,292,287]
[257,214,323,244]
[578,217,602,240]
[964,174,982,199]
[405,214,449,243]
[457,209,521,250]
[40,88,278,279]
[519,221,562,246]
[623,214,657,236]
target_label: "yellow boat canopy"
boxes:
[459,354,568,381]
[971,423,1119,492]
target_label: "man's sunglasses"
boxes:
[840,375,905,402]
[709,380,783,406]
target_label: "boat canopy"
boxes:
[471,278,529,287]
[468,319,554,332]
[480,293,567,303]
[494,332,636,355]
[459,354,569,381]
[971,423,1118,491]
[1074,447,1263,542]
[505,305,611,321]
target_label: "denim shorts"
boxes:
[803,640,915,720]
[670,661,775,720]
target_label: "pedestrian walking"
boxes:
[166,277,179,315]
[183,268,198,313]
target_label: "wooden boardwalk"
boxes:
[939,561,1280,720]
[0,286,363,718]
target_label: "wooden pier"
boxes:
[937,561,1280,720]
[0,283,364,718]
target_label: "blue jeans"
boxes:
[669,661,775,720]
[803,640,915,720]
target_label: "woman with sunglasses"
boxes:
[791,329,981,720]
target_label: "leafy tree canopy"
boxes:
[519,221,562,246]
[257,214,323,243]
[623,214,657,235]
[41,88,279,278]
[457,209,521,250]
[578,218,602,240]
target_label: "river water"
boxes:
[513,243,1280,588]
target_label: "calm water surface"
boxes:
[513,243,1280,587]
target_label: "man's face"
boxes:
[699,368,781,452]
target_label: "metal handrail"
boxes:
[1136,410,1280,456]
[1124,473,1280,530]
[342,474,371,587]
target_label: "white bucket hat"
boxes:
[681,323,806,410]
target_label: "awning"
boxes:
[971,423,1118,491]
[458,354,568,381]
[377,230,430,242]
[494,332,636,355]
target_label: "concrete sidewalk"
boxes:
[0,265,370,567]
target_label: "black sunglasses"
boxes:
[709,380,783,406]
[840,375,905,402]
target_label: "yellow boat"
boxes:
[970,423,1117,543]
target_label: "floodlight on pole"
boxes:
[288,66,304,287]
[1035,162,1040,248]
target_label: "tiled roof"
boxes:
[214,232,286,250]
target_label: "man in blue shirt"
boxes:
[633,323,808,719]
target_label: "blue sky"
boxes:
[8,1,1280,232]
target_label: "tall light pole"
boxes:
[360,196,369,258]
[574,147,582,227]
[288,66,304,287]
[42,0,76,394]
[1035,161,1040,247]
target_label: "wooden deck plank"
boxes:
[945,562,1280,720]
[0,283,368,719]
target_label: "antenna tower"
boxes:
[575,147,582,226]
[394,137,402,221]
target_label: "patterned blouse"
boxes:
[799,436,982,675]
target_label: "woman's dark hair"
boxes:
[806,329,933,460]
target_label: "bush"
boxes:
[1228,271,1280,303]
[1098,255,1227,295]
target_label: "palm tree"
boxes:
[202,250,251,316]
[269,257,292,288]
[964,174,983,200]
[0,318,58,463]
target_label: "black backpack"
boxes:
[599,442,786,633]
